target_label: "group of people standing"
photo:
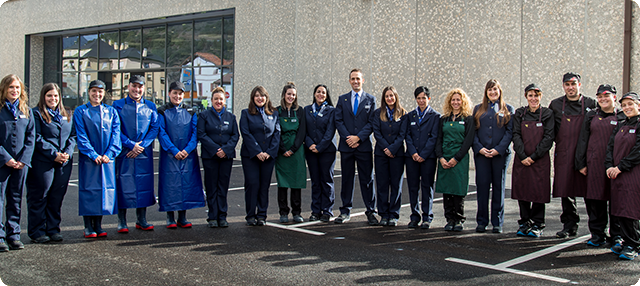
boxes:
[0,69,639,262]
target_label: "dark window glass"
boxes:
[194,19,222,61]
[99,31,118,71]
[143,26,166,69]
[61,72,78,107]
[119,28,142,70]
[79,34,98,71]
[223,18,234,63]
[167,22,192,68]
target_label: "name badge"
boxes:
[267,116,273,120]
[292,119,297,123]
[536,123,543,127]
[459,121,465,125]
[365,105,371,110]
[395,118,401,122]
[62,116,68,121]
[19,114,26,119]
[498,113,504,117]
[187,108,194,112]
[223,121,229,125]
[611,121,618,125]
[586,107,592,112]
[318,113,324,117]
[104,109,109,113]
[631,129,636,134]
[411,122,416,126]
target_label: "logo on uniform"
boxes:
[525,124,529,128]
[567,118,571,122]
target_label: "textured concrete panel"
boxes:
[632,1,640,92]
[233,0,264,113]
[29,35,44,105]
[262,0,296,107]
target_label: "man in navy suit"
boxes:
[334,69,377,225]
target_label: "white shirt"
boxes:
[351,90,365,112]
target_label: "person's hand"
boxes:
[216,148,227,158]
[346,135,360,148]
[447,158,458,168]
[54,152,66,164]
[413,153,424,163]
[174,150,188,160]
[14,161,25,170]
[579,167,587,176]
[439,158,450,169]
[101,155,110,164]
[309,144,318,153]
[283,150,293,157]
[94,156,103,165]
[607,167,621,179]
[5,159,18,168]
[127,142,144,158]
[479,147,492,158]
[383,148,394,158]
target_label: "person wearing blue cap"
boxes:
[73,79,121,238]
[26,83,76,243]
[157,81,205,229]
[113,74,159,232]
[0,74,35,251]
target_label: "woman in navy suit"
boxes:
[0,74,35,251]
[240,86,280,226]
[198,87,239,228]
[372,86,407,226]
[26,83,76,243]
[472,79,514,234]
[304,84,336,222]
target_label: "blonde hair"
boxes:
[0,74,30,118]
[442,88,472,118]
[380,86,406,122]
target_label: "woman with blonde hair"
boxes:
[0,74,35,251]
[435,88,474,231]
[372,86,408,226]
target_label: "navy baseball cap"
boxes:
[524,83,541,93]
[596,84,616,95]
[169,81,185,92]
[129,74,145,85]
[563,72,581,83]
[619,92,639,103]
[88,80,105,90]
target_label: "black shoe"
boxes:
[366,213,379,226]
[49,233,63,242]
[476,225,487,233]
[320,214,331,222]
[208,220,218,228]
[8,240,24,250]
[309,214,320,221]
[556,225,578,238]
[527,225,543,237]
[218,219,229,228]
[453,221,464,232]
[246,218,257,226]
[335,214,350,224]
[293,215,304,223]
[420,221,431,229]
[492,226,503,233]
[619,245,639,260]
[444,220,454,231]
[587,235,606,247]
[408,220,420,228]
[0,239,8,252]
[256,218,266,226]
[379,218,388,226]
[387,218,398,226]
[517,223,531,237]
[31,235,51,244]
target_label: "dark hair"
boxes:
[38,83,70,123]
[248,85,274,115]
[414,86,430,99]
[279,82,298,109]
[474,79,511,128]
[380,86,406,122]
[349,68,362,78]
[312,84,333,106]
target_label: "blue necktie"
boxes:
[353,93,359,115]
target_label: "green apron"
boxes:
[275,108,307,188]
[435,119,470,196]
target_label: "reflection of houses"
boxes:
[180,52,233,103]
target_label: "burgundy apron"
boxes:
[512,109,551,203]
[553,97,587,197]
[610,123,640,220]
[585,113,618,200]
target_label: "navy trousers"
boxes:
[474,153,510,227]
[405,157,437,223]
[306,151,336,216]
[339,151,375,215]
[0,166,28,241]
[203,157,233,221]
[375,155,404,219]
[26,161,73,239]
[242,156,275,220]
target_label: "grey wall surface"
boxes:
[0,0,627,113]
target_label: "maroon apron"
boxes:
[585,113,617,200]
[512,109,551,203]
[553,97,587,197]
[610,123,640,220]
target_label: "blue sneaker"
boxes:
[517,224,531,237]
[527,225,543,238]
[587,235,606,247]
[619,246,638,260]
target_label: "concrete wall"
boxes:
[0,0,627,112]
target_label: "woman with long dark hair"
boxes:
[26,83,76,243]
[472,79,514,234]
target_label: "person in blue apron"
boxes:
[112,75,159,232]
[334,69,377,225]
[157,81,205,229]
[605,92,640,260]
[240,86,280,226]
[0,74,35,251]
[26,83,76,243]
[472,79,514,234]
[198,87,239,228]
[275,83,307,223]
[511,84,554,237]
[372,86,407,227]
[304,84,336,222]
[575,84,623,246]
[548,72,597,238]
[435,88,474,232]
[73,80,121,239]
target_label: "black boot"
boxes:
[93,216,107,237]
[177,210,192,228]
[136,208,154,230]
[83,216,97,238]
[166,211,177,229]
[117,209,129,233]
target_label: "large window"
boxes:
[39,10,234,112]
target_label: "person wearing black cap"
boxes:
[548,72,597,238]
[575,84,623,246]
[0,74,35,251]
[605,92,640,260]
[26,83,76,243]
[405,86,441,229]
[511,84,554,237]
[73,79,121,238]
[112,74,160,232]
[157,81,205,229]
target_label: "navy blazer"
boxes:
[304,104,337,153]
[472,104,515,155]
[32,107,76,165]
[404,106,441,159]
[371,109,408,157]
[0,105,35,171]
[197,108,239,159]
[335,91,376,152]
[240,109,281,159]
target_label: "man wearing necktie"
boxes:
[334,69,377,225]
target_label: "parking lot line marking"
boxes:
[445,257,572,283]
[494,234,589,268]
[266,222,326,236]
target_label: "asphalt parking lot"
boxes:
[1,151,639,285]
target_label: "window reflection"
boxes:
[167,22,192,68]
[143,26,165,69]
[99,31,118,71]
[119,28,142,70]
